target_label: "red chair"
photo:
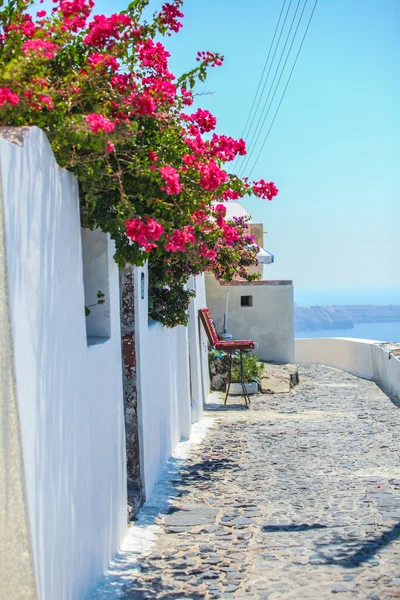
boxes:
[199,308,255,405]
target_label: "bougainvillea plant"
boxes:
[0,0,278,326]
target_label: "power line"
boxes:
[230,0,294,174]
[239,0,294,149]
[247,0,319,178]
[240,0,288,142]
[238,0,306,177]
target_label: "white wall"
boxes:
[134,266,209,498]
[0,127,127,600]
[187,274,209,424]
[205,274,295,364]
[296,338,400,400]
[0,133,38,599]
[197,276,211,409]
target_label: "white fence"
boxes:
[296,337,400,400]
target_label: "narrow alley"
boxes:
[98,365,400,600]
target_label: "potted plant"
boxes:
[229,353,264,395]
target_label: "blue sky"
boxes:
[152,0,400,292]
[47,0,400,293]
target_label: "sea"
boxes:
[295,288,400,342]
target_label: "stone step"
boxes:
[259,362,299,394]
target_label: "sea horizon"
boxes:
[294,288,400,307]
[295,321,400,343]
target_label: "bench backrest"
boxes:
[199,308,219,347]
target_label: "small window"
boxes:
[81,228,111,345]
[241,295,253,307]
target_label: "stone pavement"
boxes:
[120,365,400,599]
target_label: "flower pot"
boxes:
[219,333,233,341]
[228,381,259,395]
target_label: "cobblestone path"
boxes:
[122,365,400,599]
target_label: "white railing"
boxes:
[296,337,400,400]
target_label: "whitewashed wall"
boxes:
[296,338,400,400]
[187,274,209,424]
[0,127,127,600]
[205,274,295,364]
[134,266,209,498]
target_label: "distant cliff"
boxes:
[295,305,400,331]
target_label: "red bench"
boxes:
[199,308,255,405]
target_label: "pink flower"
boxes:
[188,124,200,137]
[87,53,119,71]
[236,138,247,156]
[142,77,176,105]
[159,165,181,195]
[0,87,20,107]
[39,95,53,110]
[199,244,217,260]
[192,210,206,224]
[196,50,224,67]
[126,91,156,116]
[106,141,115,152]
[221,224,239,246]
[110,74,135,93]
[22,21,36,36]
[185,134,207,156]
[36,10,47,17]
[190,108,216,134]
[252,179,278,200]
[198,160,227,192]
[182,153,198,167]
[22,40,58,60]
[210,134,246,162]
[180,87,193,106]
[214,204,227,216]
[125,217,164,253]
[148,150,158,162]
[8,14,36,37]
[165,226,195,252]
[85,113,115,134]
[84,13,132,47]
[138,38,171,77]
[33,77,48,89]
[223,189,242,201]
[158,1,184,33]
[58,0,92,15]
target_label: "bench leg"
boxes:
[240,351,250,406]
[224,350,232,405]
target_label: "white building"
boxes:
[205,202,295,364]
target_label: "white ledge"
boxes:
[296,337,400,401]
